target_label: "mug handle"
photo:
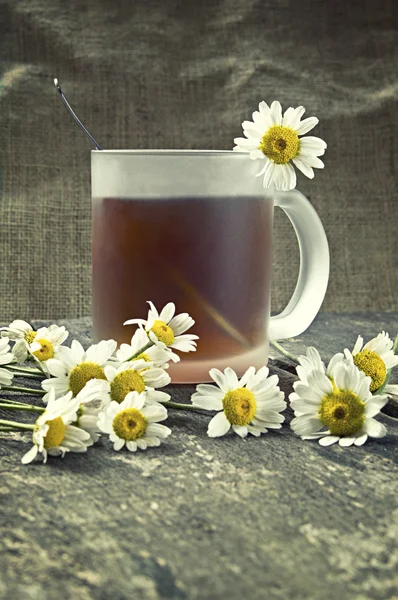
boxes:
[268,189,330,340]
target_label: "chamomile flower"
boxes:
[233,101,327,191]
[41,339,117,402]
[21,389,91,464]
[296,346,344,386]
[73,379,111,444]
[124,302,198,353]
[0,319,34,341]
[1,320,37,363]
[290,361,389,447]
[104,361,171,404]
[98,391,171,452]
[192,366,286,438]
[28,325,69,371]
[344,332,398,393]
[0,337,14,366]
[116,327,180,366]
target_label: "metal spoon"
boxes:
[54,78,102,150]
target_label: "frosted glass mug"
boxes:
[91,150,329,383]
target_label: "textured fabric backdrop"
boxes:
[0,0,397,320]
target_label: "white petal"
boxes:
[364,418,387,438]
[233,137,260,150]
[113,438,125,451]
[365,395,388,417]
[270,100,282,125]
[141,404,168,423]
[298,136,327,156]
[195,384,224,399]
[296,116,319,135]
[319,435,339,446]
[250,149,265,160]
[273,163,296,191]
[354,434,368,446]
[136,439,148,450]
[282,106,305,129]
[290,415,323,436]
[126,441,138,452]
[86,340,117,365]
[209,369,229,393]
[238,366,256,388]
[224,367,239,390]
[338,437,355,447]
[352,336,363,355]
[21,445,39,464]
[292,157,314,179]
[191,394,223,411]
[296,153,324,169]
[258,101,274,129]
[146,423,171,439]
[259,159,274,189]
[46,359,68,378]
[71,340,85,363]
[232,425,248,438]
[207,412,231,438]
[159,303,176,324]
[168,314,194,335]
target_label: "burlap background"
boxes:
[0,0,397,320]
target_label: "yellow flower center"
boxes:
[319,390,365,436]
[353,350,386,392]
[32,338,55,362]
[110,370,146,403]
[133,352,150,362]
[112,408,147,441]
[259,125,300,164]
[24,331,37,344]
[150,320,175,346]
[40,416,66,449]
[69,362,107,395]
[222,388,256,426]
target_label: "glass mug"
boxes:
[91,150,329,383]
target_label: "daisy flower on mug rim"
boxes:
[124,302,198,353]
[98,391,171,452]
[191,366,286,438]
[290,361,389,447]
[233,100,327,191]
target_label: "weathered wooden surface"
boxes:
[1,313,397,600]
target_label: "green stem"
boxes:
[0,426,27,432]
[0,403,44,413]
[7,364,44,376]
[0,397,29,405]
[1,385,45,396]
[270,340,300,363]
[0,418,34,431]
[375,332,398,396]
[160,400,204,412]
[125,341,154,362]
[9,371,44,380]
